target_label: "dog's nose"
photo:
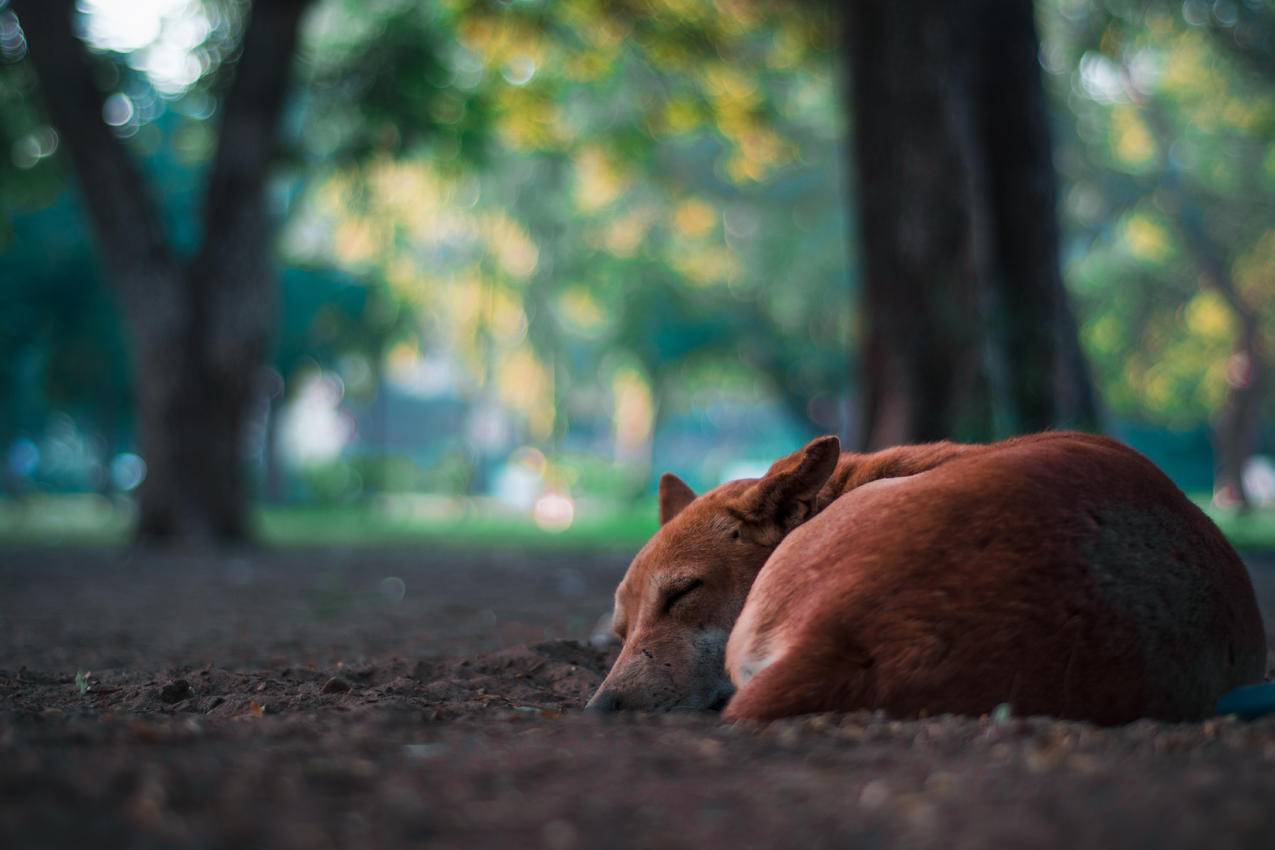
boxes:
[585,689,623,712]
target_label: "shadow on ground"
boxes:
[2,548,1274,850]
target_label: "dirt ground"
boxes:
[2,546,1274,850]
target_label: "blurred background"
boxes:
[0,0,1271,549]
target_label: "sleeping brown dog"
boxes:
[586,432,1267,724]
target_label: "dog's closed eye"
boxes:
[663,578,704,613]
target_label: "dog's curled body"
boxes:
[588,432,1267,723]
[723,433,1266,724]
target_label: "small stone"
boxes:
[541,818,578,850]
[159,679,192,704]
[322,676,352,694]
[859,779,891,809]
[403,742,449,759]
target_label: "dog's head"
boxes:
[586,435,840,712]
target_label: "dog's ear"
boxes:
[736,435,840,543]
[659,473,697,525]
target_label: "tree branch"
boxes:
[192,0,313,373]
[196,0,312,272]
[16,0,173,283]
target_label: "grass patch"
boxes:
[2,494,1273,553]
[256,502,658,550]
[0,495,131,547]
[1197,500,1275,553]
[0,495,659,551]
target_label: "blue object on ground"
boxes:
[1215,682,1275,720]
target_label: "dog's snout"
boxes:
[585,689,624,713]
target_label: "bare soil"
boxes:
[2,546,1274,850]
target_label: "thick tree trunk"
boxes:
[1213,320,1264,509]
[19,0,310,545]
[132,309,258,540]
[847,0,992,448]
[846,0,1098,448]
[971,0,1099,431]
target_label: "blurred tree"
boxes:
[291,0,850,470]
[17,0,313,543]
[847,0,1099,448]
[1047,0,1275,507]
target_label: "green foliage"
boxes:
[0,196,130,444]
[0,493,662,550]
[287,0,851,453]
[1204,501,1275,551]
[1043,0,1275,426]
[3,0,1273,516]
[4,492,1272,553]
[298,0,494,164]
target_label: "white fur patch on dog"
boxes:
[733,646,782,687]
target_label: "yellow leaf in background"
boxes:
[703,64,760,109]
[369,159,428,216]
[496,88,567,151]
[573,147,630,212]
[1222,99,1266,133]
[497,349,554,440]
[314,172,353,216]
[386,342,422,388]
[557,288,608,337]
[649,0,709,26]
[457,14,546,68]
[385,256,431,306]
[604,209,652,257]
[713,0,757,33]
[1111,106,1155,167]
[448,272,485,334]
[672,243,740,287]
[483,214,540,280]
[1182,290,1234,340]
[726,152,766,184]
[565,49,613,83]
[663,97,703,134]
[1160,31,1219,97]
[488,289,529,346]
[612,367,654,461]
[767,21,807,70]
[333,218,379,266]
[1121,212,1172,263]
[673,199,717,238]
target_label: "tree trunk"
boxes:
[971,0,1099,432]
[1136,93,1265,508]
[132,312,258,540]
[1213,318,1264,509]
[19,0,311,545]
[847,0,992,449]
[845,0,1098,449]
[1173,193,1265,510]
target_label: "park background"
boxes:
[1,0,1273,550]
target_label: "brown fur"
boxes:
[588,432,1267,723]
